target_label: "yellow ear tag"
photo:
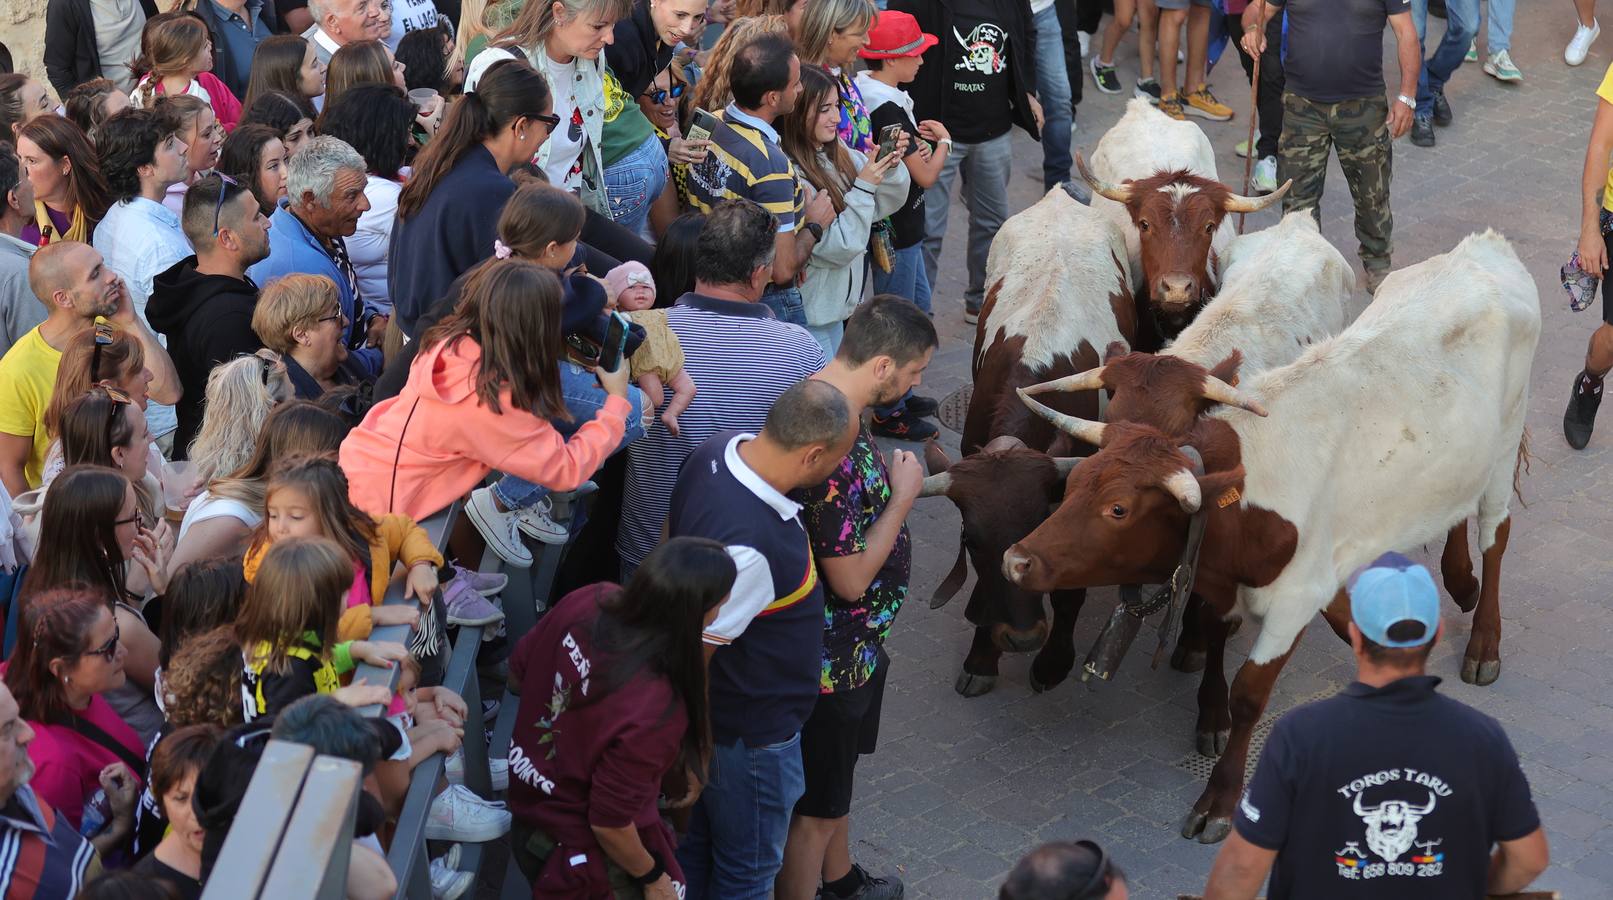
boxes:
[1216,486,1241,509]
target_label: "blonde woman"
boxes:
[794,0,877,153]
[187,351,292,483]
[251,274,375,402]
[688,14,790,117]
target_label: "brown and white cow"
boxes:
[1083,99,1289,343]
[1003,231,1540,843]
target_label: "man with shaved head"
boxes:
[0,241,179,495]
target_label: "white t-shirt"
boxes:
[176,489,260,543]
[539,55,585,192]
[385,0,444,52]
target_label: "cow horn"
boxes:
[1410,792,1437,816]
[1053,457,1082,476]
[1222,178,1292,213]
[1075,153,1133,204]
[1201,375,1268,417]
[1353,793,1373,818]
[1024,367,1107,396]
[1160,468,1202,512]
[1017,388,1108,446]
[918,472,952,498]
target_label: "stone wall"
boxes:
[2,0,49,84]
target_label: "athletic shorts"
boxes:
[794,652,889,820]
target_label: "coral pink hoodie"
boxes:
[340,336,628,520]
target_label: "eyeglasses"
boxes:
[80,620,121,663]
[212,172,240,236]
[642,83,685,105]
[317,309,348,326]
[89,320,114,383]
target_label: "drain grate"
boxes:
[1174,687,1341,782]
[938,385,972,434]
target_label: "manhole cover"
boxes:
[938,385,972,434]
[1174,686,1341,782]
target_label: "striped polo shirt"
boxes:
[669,432,825,747]
[679,104,805,232]
[616,292,826,575]
[0,786,96,899]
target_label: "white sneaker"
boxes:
[465,487,533,568]
[425,784,511,842]
[514,496,569,544]
[1253,156,1278,194]
[1484,48,1523,81]
[1567,18,1600,65]
[445,747,510,791]
[1078,30,1090,58]
[430,858,474,900]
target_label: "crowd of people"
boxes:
[0,0,1586,896]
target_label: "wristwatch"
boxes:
[1396,94,1416,110]
[804,221,824,242]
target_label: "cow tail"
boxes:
[1511,428,1532,507]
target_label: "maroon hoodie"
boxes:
[508,584,686,897]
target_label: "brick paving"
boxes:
[853,9,1613,898]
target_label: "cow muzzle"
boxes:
[1153,275,1200,312]
[1002,545,1040,588]
[992,620,1050,653]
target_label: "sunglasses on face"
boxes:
[81,620,121,663]
[89,320,114,383]
[529,112,562,132]
[212,172,240,236]
[642,83,685,105]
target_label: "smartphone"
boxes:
[599,311,630,373]
[877,123,903,161]
[686,108,722,143]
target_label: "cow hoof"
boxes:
[1196,729,1230,758]
[1196,817,1234,844]
[1028,669,1067,694]
[1452,586,1480,613]
[954,670,997,697]
[1461,657,1501,686]
[1170,646,1207,673]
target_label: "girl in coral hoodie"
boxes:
[340,259,632,523]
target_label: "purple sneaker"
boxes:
[450,563,507,597]
[442,571,506,627]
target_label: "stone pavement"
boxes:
[852,9,1613,899]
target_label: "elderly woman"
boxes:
[251,274,375,402]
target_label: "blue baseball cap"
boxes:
[1347,552,1440,648]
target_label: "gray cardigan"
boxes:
[799,146,912,329]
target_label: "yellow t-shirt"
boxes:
[0,326,62,488]
[1599,63,1613,211]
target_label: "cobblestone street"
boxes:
[854,9,1613,898]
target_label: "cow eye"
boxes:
[1108,503,1127,519]
[1138,219,1150,232]
[1203,222,1214,234]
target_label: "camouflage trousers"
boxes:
[1278,93,1393,274]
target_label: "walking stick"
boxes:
[1238,49,1261,235]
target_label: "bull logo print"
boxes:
[1353,791,1437,862]
[953,23,1007,75]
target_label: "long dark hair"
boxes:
[650,212,703,308]
[244,35,319,118]
[778,64,856,213]
[218,123,284,216]
[17,115,110,222]
[19,465,132,604]
[250,454,379,566]
[418,259,567,418]
[58,387,137,470]
[325,40,395,107]
[317,83,416,182]
[5,585,118,725]
[239,90,313,135]
[395,27,449,94]
[396,58,550,220]
[159,558,248,670]
[591,538,735,777]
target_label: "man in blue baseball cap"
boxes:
[1203,552,1549,899]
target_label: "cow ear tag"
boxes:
[1216,486,1241,509]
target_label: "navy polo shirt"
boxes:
[203,0,271,98]
[1235,676,1538,899]
[668,431,825,747]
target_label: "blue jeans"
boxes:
[869,243,932,314]
[492,361,646,511]
[805,321,842,360]
[760,283,807,327]
[605,134,669,242]
[1483,0,1515,53]
[923,130,1012,312]
[1034,3,1074,189]
[1412,0,1479,116]
[677,733,806,899]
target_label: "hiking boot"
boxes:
[445,748,510,791]
[1431,91,1453,126]
[1183,86,1233,121]
[1090,57,1122,94]
[1464,39,1478,63]
[1410,114,1435,147]
[825,864,904,900]
[871,409,939,442]
[1157,93,1187,120]
[1134,77,1162,104]
[1253,156,1278,194]
[513,496,568,544]
[905,395,941,418]
[442,571,504,626]
[425,785,511,842]
[430,858,474,900]
[1363,268,1389,295]
[466,487,533,568]
[1564,369,1604,449]
[1567,18,1600,65]
[1484,49,1523,81]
